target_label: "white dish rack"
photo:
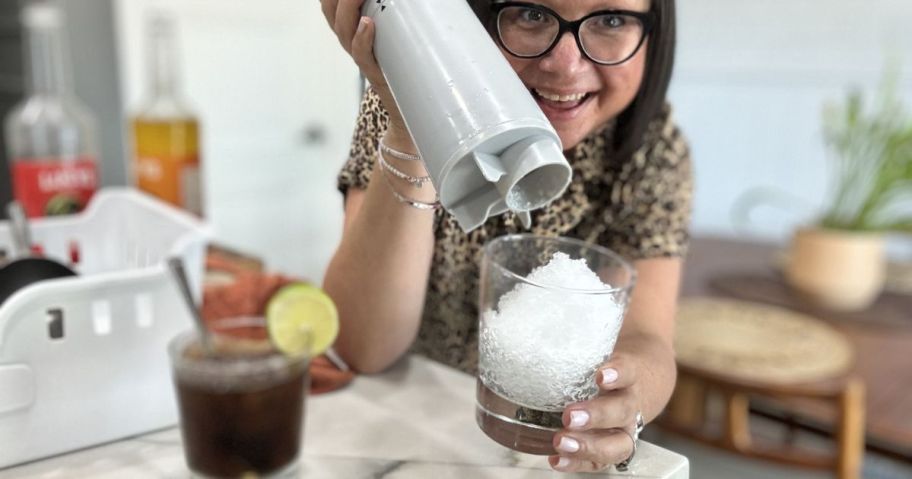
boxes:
[0,188,209,469]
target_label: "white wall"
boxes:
[113,0,912,280]
[670,0,912,242]
[114,0,360,282]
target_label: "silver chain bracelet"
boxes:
[378,164,441,210]
[379,141,421,162]
[378,154,431,188]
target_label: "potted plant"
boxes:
[786,70,912,311]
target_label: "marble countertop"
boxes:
[0,355,689,478]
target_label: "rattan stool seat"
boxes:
[663,297,864,479]
[675,297,854,384]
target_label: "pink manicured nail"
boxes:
[600,368,619,386]
[556,457,572,469]
[557,436,580,453]
[569,410,589,428]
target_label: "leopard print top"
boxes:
[337,89,693,374]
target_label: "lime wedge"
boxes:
[266,283,339,357]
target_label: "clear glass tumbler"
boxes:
[169,317,310,478]
[476,234,635,455]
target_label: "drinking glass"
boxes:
[476,234,635,455]
[169,317,310,478]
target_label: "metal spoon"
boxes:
[7,201,31,258]
[167,256,213,353]
[0,202,78,306]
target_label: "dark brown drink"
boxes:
[175,365,307,477]
[169,320,310,478]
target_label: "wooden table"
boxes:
[681,236,912,460]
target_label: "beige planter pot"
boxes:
[785,227,886,311]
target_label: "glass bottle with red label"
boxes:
[4,0,99,218]
[131,13,203,216]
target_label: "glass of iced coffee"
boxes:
[169,316,310,478]
[476,234,635,455]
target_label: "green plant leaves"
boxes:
[821,66,912,232]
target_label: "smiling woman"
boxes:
[321,0,691,473]
[470,0,676,156]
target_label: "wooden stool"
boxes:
[660,297,865,479]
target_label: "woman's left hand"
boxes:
[549,352,642,472]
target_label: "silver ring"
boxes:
[615,411,645,472]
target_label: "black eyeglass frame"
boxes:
[491,1,656,66]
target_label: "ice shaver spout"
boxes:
[363,0,572,232]
[448,135,570,231]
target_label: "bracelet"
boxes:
[379,164,441,210]
[378,152,431,188]
[379,140,421,162]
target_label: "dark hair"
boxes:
[467,0,676,158]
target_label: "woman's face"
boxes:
[498,0,651,150]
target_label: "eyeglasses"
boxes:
[491,2,655,66]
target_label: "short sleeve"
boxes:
[337,88,390,198]
[597,108,694,259]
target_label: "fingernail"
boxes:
[557,436,580,453]
[357,17,367,32]
[556,457,572,469]
[569,410,590,428]
[600,368,618,386]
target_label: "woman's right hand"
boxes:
[320,0,410,140]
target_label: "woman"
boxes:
[321,0,692,472]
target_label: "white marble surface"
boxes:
[0,356,688,478]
